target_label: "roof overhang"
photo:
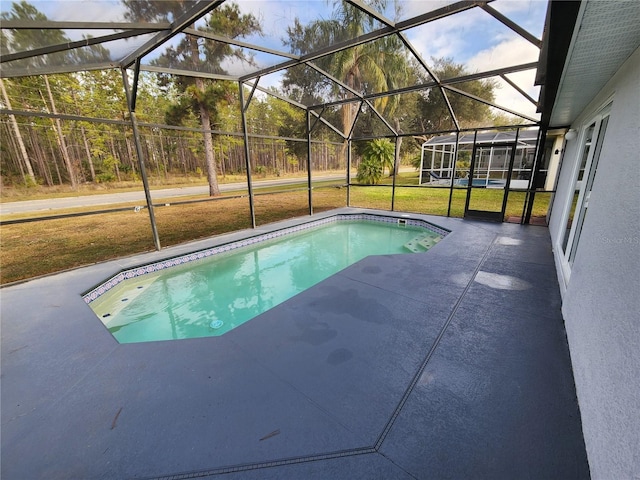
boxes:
[537,0,640,129]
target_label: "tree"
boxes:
[356,156,383,185]
[1,1,68,65]
[73,69,130,183]
[268,91,307,162]
[281,19,334,107]
[123,1,261,196]
[1,0,109,66]
[0,0,69,186]
[1,1,111,188]
[413,58,497,133]
[356,138,395,185]
[283,1,410,140]
[0,78,35,185]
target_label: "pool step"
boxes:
[418,233,441,249]
[403,232,441,253]
[403,238,426,253]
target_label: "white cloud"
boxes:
[466,37,540,118]
[400,1,468,21]
[404,1,544,121]
[405,7,488,63]
[45,0,127,23]
[489,0,542,15]
[238,0,326,49]
[488,0,548,38]
[466,36,539,71]
[255,71,285,90]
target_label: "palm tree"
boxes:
[284,1,410,139]
[328,3,408,135]
[357,138,395,184]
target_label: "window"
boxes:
[561,123,594,252]
[559,104,611,281]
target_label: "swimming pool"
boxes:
[455,178,506,187]
[84,214,447,343]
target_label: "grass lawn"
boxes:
[0,180,550,284]
[349,184,551,220]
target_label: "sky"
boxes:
[235,0,548,119]
[237,0,547,119]
[3,0,548,119]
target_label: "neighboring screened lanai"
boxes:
[419,130,538,187]
[1,0,576,247]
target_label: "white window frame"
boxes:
[556,102,612,289]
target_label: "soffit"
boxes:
[549,0,640,127]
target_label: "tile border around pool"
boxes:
[82,213,449,304]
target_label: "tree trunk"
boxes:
[0,78,36,185]
[339,74,359,161]
[392,117,402,177]
[187,30,220,196]
[148,135,161,179]
[219,138,226,178]
[195,78,220,196]
[81,126,96,182]
[4,120,27,181]
[72,131,87,182]
[109,137,121,181]
[28,124,53,186]
[178,136,187,174]
[158,131,168,178]
[124,134,136,174]
[46,134,63,185]
[44,76,77,189]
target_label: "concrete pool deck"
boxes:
[1,208,589,479]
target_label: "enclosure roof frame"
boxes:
[0,0,559,137]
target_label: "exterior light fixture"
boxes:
[565,129,577,141]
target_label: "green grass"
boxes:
[0,182,549,285]
[350,184,550,219]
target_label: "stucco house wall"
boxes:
[549,46,640,479]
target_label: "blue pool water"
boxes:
[87,218,443,343]
[455,178,505,187]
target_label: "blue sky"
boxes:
[4,0,548,118]
[235,0,547,118]
[12,0,546,64]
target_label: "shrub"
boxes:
[356,138,395,184]
[356,157,383,184]
[96,172,116,183]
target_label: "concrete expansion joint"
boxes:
[143,447,377,479]
[143,236,499,480]
[374,234,497,450]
